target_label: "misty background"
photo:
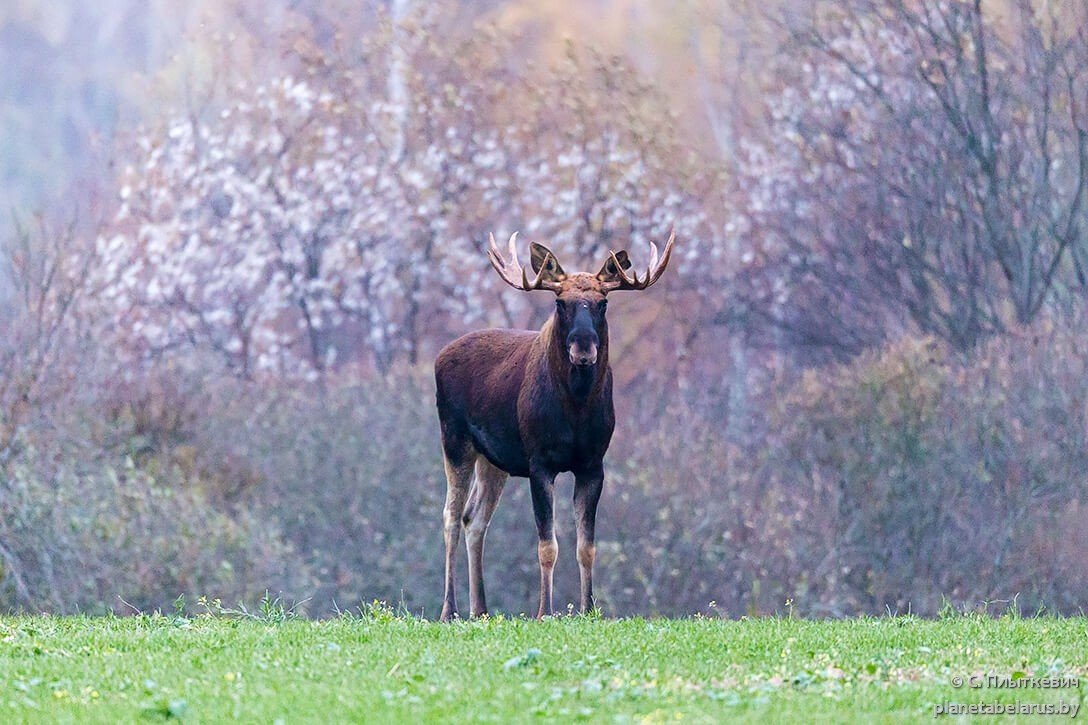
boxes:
[1,0,1087,617]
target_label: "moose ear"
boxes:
[596,249,632,281]
[529,242,566,281]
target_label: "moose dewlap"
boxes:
[434,231,675,620]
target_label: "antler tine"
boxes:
[488,232,524,289]
[645,230,675,286]
[606,230,676,291]
[507,231,521,268]
[488,232,558,291]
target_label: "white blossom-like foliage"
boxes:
[95,30,706,378]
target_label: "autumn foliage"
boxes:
[2,1,1088,616]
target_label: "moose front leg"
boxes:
[529,466,558,618]
[573,465,604,613]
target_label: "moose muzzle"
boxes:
[567,304,599,366]
[568,341,598,367]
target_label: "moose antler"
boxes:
[487,232,564,292]
[600,231,676,291]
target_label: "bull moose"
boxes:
[434,231,675,620]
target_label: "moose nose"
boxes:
[569,342,598,366]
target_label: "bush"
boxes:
[763,320,1088,615]
[184,368,446,614]
[0,446,310,613]
[6,312,1088,618]
[547,313,1088,617]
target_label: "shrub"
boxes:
[187,368,447,614]
[7,312,1088,618]
[764,319,1088,615]
[0,446,310,613]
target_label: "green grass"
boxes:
[1,608,1086,723]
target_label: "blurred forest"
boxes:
[2,0,1088,617]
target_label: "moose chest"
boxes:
[518,381,614,474]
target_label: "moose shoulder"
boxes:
[434,231,675,621]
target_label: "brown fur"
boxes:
[435,237,673,620]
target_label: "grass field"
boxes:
[0,605,1085,723]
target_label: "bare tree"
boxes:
[0,218,96,467]
[733,0,1088,355]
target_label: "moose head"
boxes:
[487,230,675,369]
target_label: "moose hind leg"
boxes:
[440,446,475,622]
[463,457,507,617]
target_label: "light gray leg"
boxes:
[440,451,475,622]
[463,457,507,617]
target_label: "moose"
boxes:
[434,230,675,620]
